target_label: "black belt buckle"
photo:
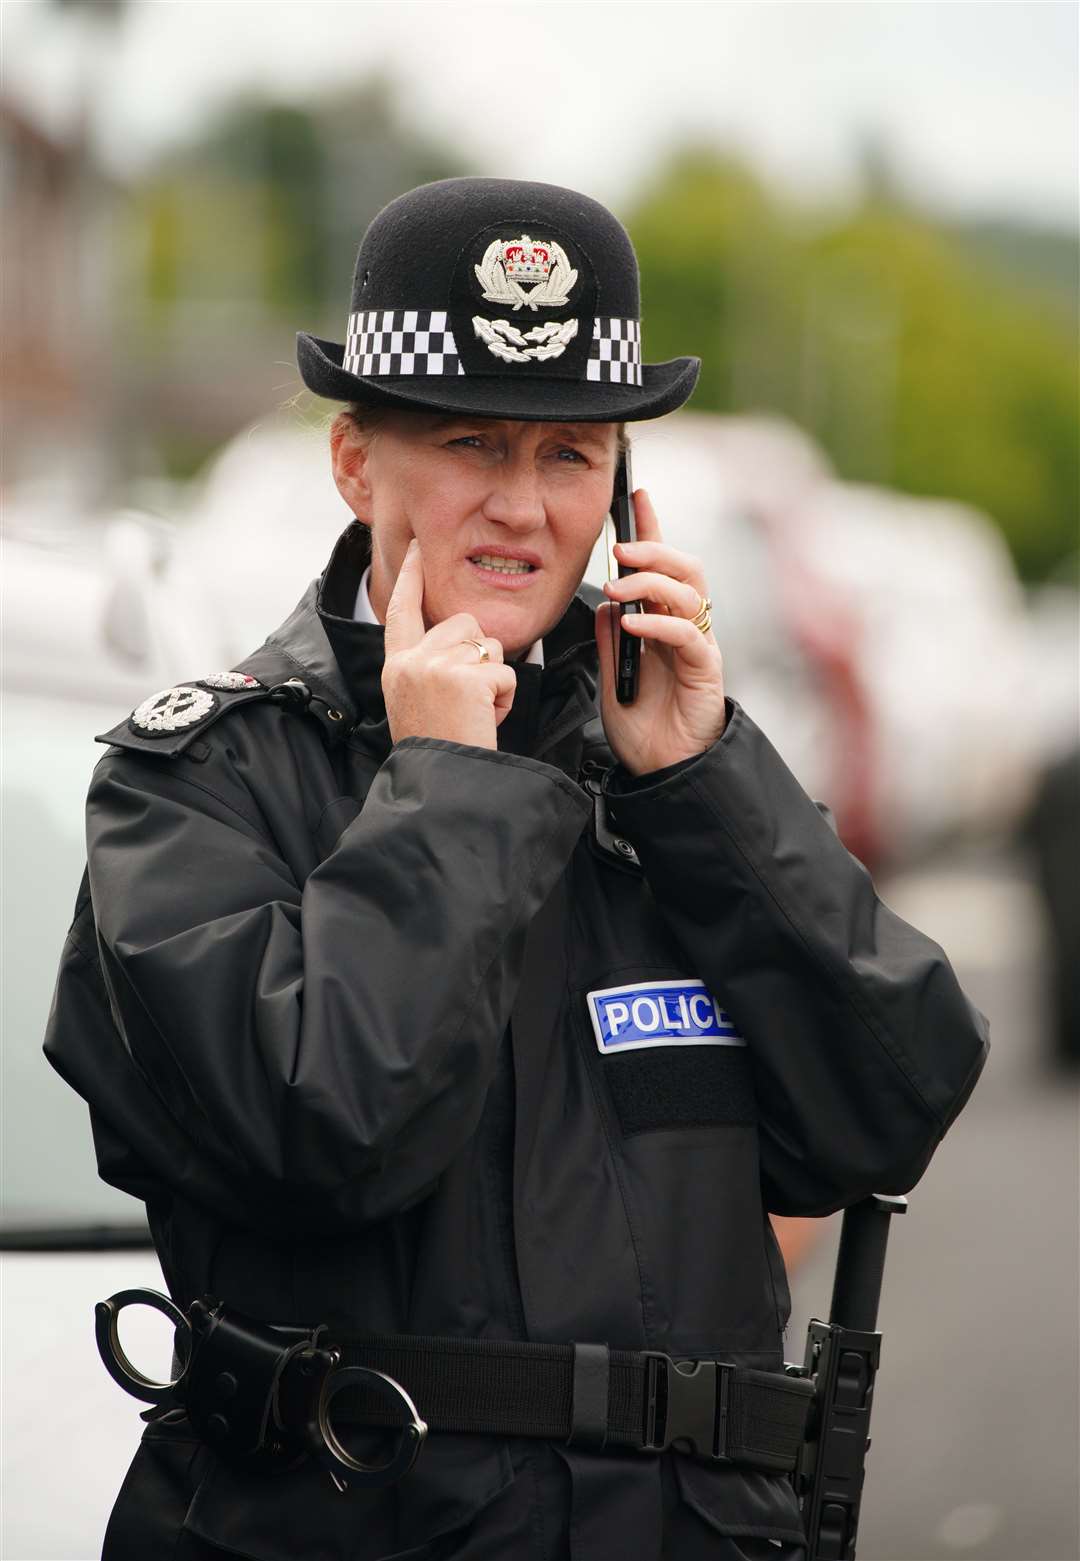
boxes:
[642,1353,733,1462]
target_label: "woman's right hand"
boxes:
[382,540,517,749]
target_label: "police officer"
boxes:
[45,178,987,1561]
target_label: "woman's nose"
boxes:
[481,463,545,530]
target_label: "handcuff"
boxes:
[95,1288,427,1492]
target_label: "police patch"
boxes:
[587,979,745,1054]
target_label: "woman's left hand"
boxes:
[596,487,727,777]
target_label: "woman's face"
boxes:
[333,412,618,660]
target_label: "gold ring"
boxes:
[691,595,713,636]
[464,638,490,663]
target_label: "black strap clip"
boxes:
[641,1353,733,1462]
[579,760,641,870]
[267,678,313,711]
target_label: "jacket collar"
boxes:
[257,522,600,759]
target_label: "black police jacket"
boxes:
[45,522,988,1560]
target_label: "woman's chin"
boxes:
[432,585,564,660]
[471,608,545,661]
[496,632,540,663]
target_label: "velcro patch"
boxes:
[587,979,745,1055]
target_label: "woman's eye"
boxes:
[555,447,587,464]
[447,435,485,451]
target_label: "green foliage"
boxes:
[132,80,466,327]
[126,108,1075,577]
[50,0,127,17]
[629,151,1079,580]
[117,78,470,482]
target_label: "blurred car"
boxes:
[2,507,192,1560]
[116,407,1038,874]
[625,413,1037,866]
[156,412,868,844]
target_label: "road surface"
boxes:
[788,844,1079,1561]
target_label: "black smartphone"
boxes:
[608,451,641,704]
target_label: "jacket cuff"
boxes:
[600,699,823,872]
[391,735,591,818]
[604,698,740,801]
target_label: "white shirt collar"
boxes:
[353,565,544,668]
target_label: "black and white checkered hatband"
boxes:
[344,310,464,378]
[344,310,643,387]
[587,318,643,387]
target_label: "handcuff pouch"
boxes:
[184,1298,335,1469]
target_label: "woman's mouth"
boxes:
[466,552,539,587]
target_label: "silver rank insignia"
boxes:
[473,233,580,365]
[200,672,262,691]
[131,685,218,734]
[474,236,577,312]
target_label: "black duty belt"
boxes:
[96,1290,814,1493]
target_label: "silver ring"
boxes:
[463,638,490,663]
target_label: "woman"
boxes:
[46,177,987,1561]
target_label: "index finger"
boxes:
[383,539,427,655]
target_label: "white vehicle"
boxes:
[171,409,1037,863]
[624,413,1036,865]
[1,512,188,1558]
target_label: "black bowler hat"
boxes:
[297,177,699,423]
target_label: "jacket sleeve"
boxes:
[85,734,590,1232]
[605,701,989,1216]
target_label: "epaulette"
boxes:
[96,653,354,761]
[96,671,278,759]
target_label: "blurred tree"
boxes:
[123,78,467,476]
[628,149,803,415]
[49,0,126,14]
[810,203,1078,581]
[134,79,463,328]
[628,150,1078,581]
[215,100,329,317]
[315,79,466,336]
[955,218,1080,317]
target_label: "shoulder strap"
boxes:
[96,678,277,759]
[96,644,354,760]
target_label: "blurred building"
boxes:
[1,79,466,503]
[0,97,118,503]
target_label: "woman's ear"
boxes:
[330,414,373,523]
